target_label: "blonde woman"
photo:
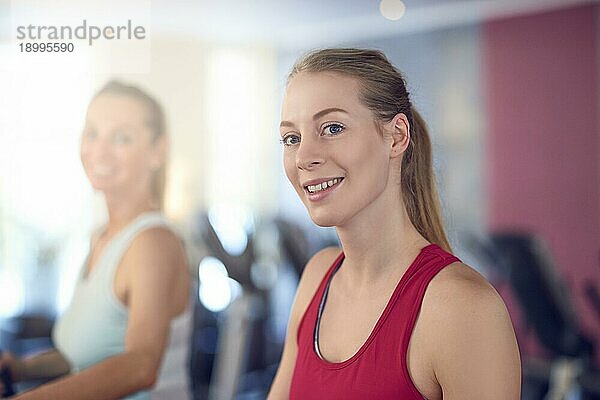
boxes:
[0,81,192,399]
[268,49,521,399]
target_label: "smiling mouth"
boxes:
[304,177,344,194]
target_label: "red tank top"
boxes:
[289,244,461,399]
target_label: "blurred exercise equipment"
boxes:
[0,349,15,398]
[0,315,55,397]
[189,209,327,400]
[467,232,600,400]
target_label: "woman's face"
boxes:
[280,72,398,227]
[80,94,163,197]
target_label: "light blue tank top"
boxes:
[53,212,192,400]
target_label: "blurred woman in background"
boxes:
[0,81,192,399]
[268,48,521,399]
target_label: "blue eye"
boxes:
[323,123,345,136]
[281,134,300,146]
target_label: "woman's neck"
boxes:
[335,189,429,284]
[103,191,157,234]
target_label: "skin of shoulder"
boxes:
[418,262,521,400]
[291,246,342,325]
[268,246,341,400]
[121,226,188,280]
[118,226,190,385]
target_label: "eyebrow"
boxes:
[82,122,140,134]
[280,107,349,128]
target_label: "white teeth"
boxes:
[306,178,342,193]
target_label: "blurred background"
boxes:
[0,0,599,399]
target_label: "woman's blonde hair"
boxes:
[92,80,167,210]
[289,48,451,252]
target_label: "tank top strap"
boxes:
[296,251,344,346]
[398,244,461,289]
[96,212,174,297]
[392,245,462,394]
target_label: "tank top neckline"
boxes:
[312,243,439,370]
[81,211,163,282]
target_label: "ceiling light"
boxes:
[380,0,406,21]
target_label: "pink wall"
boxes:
[484,4,600,363]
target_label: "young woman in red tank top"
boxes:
[268,49,521,399]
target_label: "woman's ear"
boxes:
[388,113,410,158]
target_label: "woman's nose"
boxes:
[295,135,325,171]
[82,136,112,160]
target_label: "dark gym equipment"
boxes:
[0,357,15,398]
[467,231,600,399]
[189,211,318,400]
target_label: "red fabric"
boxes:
[290,244,461,399]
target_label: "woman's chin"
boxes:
[87,181,106,192]
[87,180,123,197]
[88,181,113,193]
[308,210,342,228]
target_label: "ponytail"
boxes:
[403,107,451,252]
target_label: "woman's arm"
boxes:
[12,352,159,399]
[268,247,340,400]
[426,263,521,400]
[18,350,71,382]
[0,349,70,394]
[13,227,189,400]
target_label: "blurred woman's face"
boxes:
[80,94,162,198]
[280,72,394,227]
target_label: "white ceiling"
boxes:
[149,0,598,48]
[2,0,597,49]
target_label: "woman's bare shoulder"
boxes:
[428,262,496,299]
[422,261,509,326]
[419,262,521,398]
[130,225,183,251]
[300,246,341,290]
[121,226,187,275]
[289,247,341,322]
